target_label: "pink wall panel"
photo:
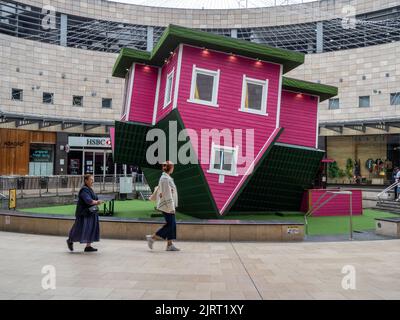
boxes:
[177,45,282,213]
[301,189,363,216]
[277,90,318,148]
[155,47,179,123]
[128,64,158,124]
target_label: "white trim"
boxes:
[315,96,320,149]
[207,143,239,177]
[189,64,220,107]
[276,64,283,128]
[152,68,162,125]
[123,64,135,121]
[172,44,183,110]
[239,75,268,116]
[163,68,174,109]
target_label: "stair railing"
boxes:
[377,181,400,204]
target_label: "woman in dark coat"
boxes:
[66,174,102,252]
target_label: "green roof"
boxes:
[112,24,305,77]
[282,77,338,102]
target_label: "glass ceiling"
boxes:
[107,0,319,10]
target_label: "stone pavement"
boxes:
[0,231,399,300]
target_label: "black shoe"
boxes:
[66,239,73,252]
[84,246,98,252]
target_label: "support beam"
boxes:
[15,119,38,127]
[365,123,389,132]
[84,123,102,131]
[61,122,81,130]
[39,120,59,129]
[323,126,343,134]
[344,124,366,133]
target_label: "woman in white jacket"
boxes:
[146,161,180,251]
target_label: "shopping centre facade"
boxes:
[0,0,399,185]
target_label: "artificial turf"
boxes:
[20,200,399,236]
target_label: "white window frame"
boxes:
[163,68,174,109]
[239,75,268,116]
[121,65,135,119]
[208,143,239,177]
[187,64,220,108]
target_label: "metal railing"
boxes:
[377,181,400,203]
[0,173,150,199]
[304,189,354,240]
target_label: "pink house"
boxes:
[112,25,338,217]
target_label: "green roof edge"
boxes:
[282,77,338,102]
[112,24,305,77]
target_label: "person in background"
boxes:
[395,167,400,201]
[146,161,180,251]
[66,174,102,252]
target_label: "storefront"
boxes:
[325,134,395,185]
[0,128,56,176]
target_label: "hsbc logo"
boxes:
[86,138,109,146]
[68,136,111,148]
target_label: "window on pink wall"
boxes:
[163,68,174,109]
[239,75,269,116]
[188,65,220,108]
[208,143,239,182]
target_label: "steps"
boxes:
[375,199,400,214]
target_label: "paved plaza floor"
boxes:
[0,231,399,300]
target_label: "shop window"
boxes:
[29,144,54,176]
[43,92,54,104]
[328,98,339,110]
[390,92,400,106]
[102,98,112,109]
[359,96,370,108]
[163,69,174,108]
[240,75,268,115]
[11,88,23,101]
[208,143,239,178]
[188,65,220,107]
[73,95,83,107]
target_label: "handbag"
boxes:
[84,205,99,217]
[149,186,159,202]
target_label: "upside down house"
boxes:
[111,24,338,217]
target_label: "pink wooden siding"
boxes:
[277,90,318,148]
[128,64,158,124]
[155,47,179,123]
[109,127,115,152]
[177,45,282,213]
[301,189,363,216]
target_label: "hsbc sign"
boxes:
[68,136,111,148]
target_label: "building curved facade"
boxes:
[0,0,399,180]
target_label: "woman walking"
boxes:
[66,174,102,252]
[146,161,180,251]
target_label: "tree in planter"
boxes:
[345,158,354,182]
[328,161,339,180]
[338,168,346,183]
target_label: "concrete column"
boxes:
[60,14,67,46]
[231,29,237,38]
[147,26,154,51]
[316,21,323,53]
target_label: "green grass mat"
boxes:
[20,200,398,236]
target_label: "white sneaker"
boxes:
[146,235,154,249]
[166,244,180,251]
